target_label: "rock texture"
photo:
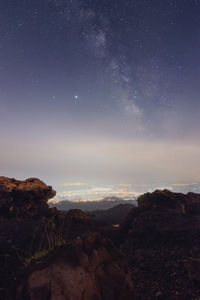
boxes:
[138,189,200,215]
[137,189,186,213]
[121,189,200,299]
[17,233,135,300]
[0,177,135,300]
[1,177,200,300]
[0,177,59,299]
[0,177,56,220]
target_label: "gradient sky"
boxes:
[1,0,200,200]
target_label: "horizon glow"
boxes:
[1,1,200,201]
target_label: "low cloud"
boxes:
[53,184,140,202]
[172,182,198,187]
[59,182,87,187]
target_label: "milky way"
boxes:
[1,0,200,199]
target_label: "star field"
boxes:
[1,0,200,199]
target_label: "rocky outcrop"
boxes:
[61,209,96,241]
[2,177,200,300]
[65,209,92,224]
[185,192,200,214]
[17,233,135,300]
[0,177,135,300]
[137,189,187,213]
[120,189,200,299]
[0,177,56,220]
[137,189,200,215]
[0,178,60,299]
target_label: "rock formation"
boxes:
[137,189,200,215]
[0,177,56,220]
[17,233,135,300]
[121,189,200,299]
[137,189,187,213]
[1,177,200,300]
[0,177,135,300]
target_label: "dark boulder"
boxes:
[137,189,187,213]
[17,233,135,300]
[120,189,200,299]
[0,177,56,220]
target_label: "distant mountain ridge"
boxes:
[49,196,137,211]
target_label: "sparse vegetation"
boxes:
[13,215,66,268]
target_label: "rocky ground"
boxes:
[0,177,134,300]
[120,189,200,300]
[0,177,200,299]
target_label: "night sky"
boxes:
[1,0,200,201]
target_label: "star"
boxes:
[74,95,79,102]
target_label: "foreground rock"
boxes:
[0,177,134,300]
[121,189,200,299]
[0,177,56,220]
[2,177,200,300]
[17,233,135,300]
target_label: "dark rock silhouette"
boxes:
[91,203,134,225]
[137,189,200,215]
[137,189,186,212]
[65,209,92,223]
